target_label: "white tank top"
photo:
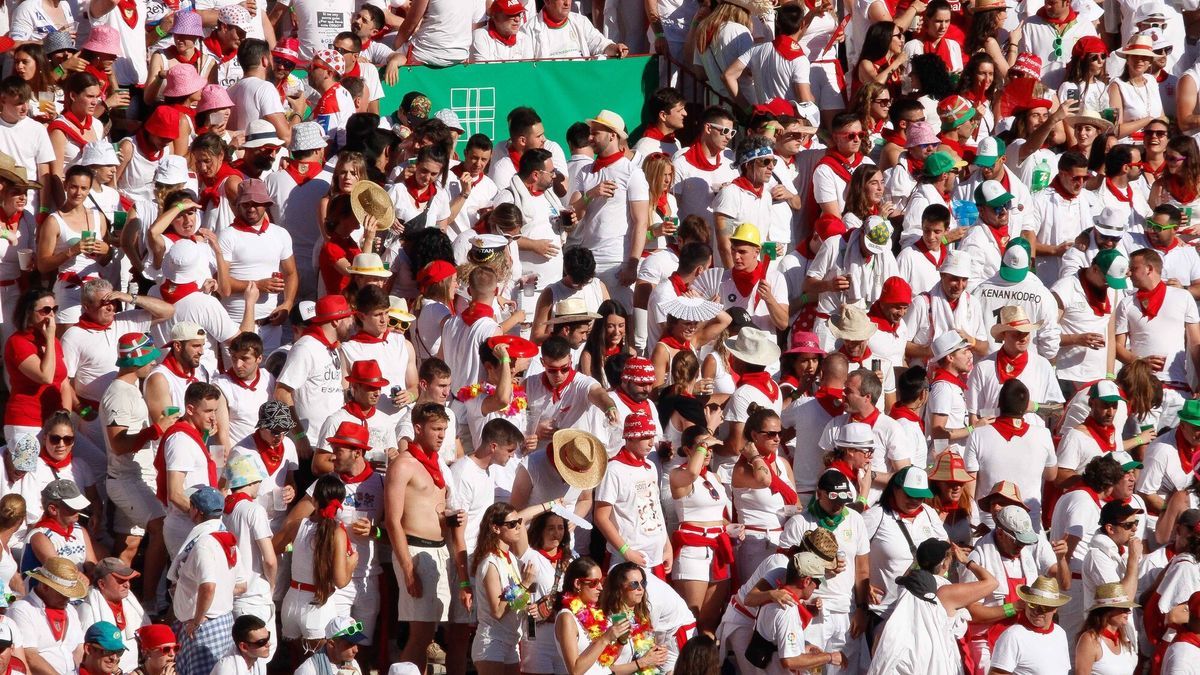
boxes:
[291,518,318,586]
[733,454,787,531]
[118,136,164,206]
[200,176,237,234]
[149,361,208,410]
[1090,634,1138,675]
[50,211,101,278]
[675,470,729,524]
[555,608,611,675]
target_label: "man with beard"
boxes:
[226,38,290,142]
[1055,381,1123,483]
[276,295,356,451]
[1059,207,1136,278]
[959,180,1019,289]
[1093,145,1150,233]
[313,360,398,475]
[231,120,285,180]
[1142,204,1200,294]
[966,306,1064,423]
[956,138,1033,239]
[1026,152,1094,285]
[974,237,1062,359]
[904,251,990,362]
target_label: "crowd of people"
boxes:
[1,0,1200,673]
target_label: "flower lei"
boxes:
[564,593,618,666]
[629,617,659,675]
[456,382,528,417]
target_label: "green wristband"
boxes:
[373,526,383,540]
[458,580,471,589]
[53,65,66,79]
[1032,402,1040,413]
[966,425,975,435]
[619,543,630,556]
[1003,602,1016,618]
[155,24,167,38]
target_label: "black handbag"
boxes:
[744,629,778,669]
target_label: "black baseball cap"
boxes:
[817,470,853,502]
[1099,501,1143,526]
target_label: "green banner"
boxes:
[381,56,660,151]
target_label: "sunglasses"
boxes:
[1052,36,1063,60]
[579,577,604,588]
[1116,521,1139,530]
[707,124,737,138]
[1065,174,1088,184]
[36,305,59,315]
[808,576,823,588]
[1144,21,1166,29]
[623,580,645,590]
[850,447,875,455]
[501,518,523,529]
[1146,129,1169,138]
[48,434,74,445]
[541,362,573,375]
[1027,604,1056,615]
[274,58,297,69]
[389,318,411,331]
[991,204,1012,214]
[1167,155,1186,164]
[755,429,782,438]
[1147,220,1177,231]
[153,646,177,656]
[837,131,867,141]
[1156,47,1173,56]
[873,98,894,107]
[755,157,777,168]
[243,637,271,648]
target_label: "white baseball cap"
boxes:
[898,466,934,498]
[940,250,973,279]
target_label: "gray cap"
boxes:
[996,505,1039,545]
[290,122,326,153]
[42,479,90,511]
[43,30,76,55]
[187,485,223,517]
[7,434,38,473]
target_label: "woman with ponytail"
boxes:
[279,475,357,641]
[471,502,536,674]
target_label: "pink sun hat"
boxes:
[161,63,206,98]
[171,10,204,38]
[196,84,234,115]
[81,25,120,56]
[905,121,939,148]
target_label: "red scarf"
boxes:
[84,63,111,98]
[730,261,767,302]
[991,416,1029,441]
[315,82,344,116]
[160,280,200,304]
[1174,630,1200,649]
[867,302,900,334]
[230,215,269,235]
[1166,172,1200,204]
[739,371,779,403]
[1082,417,1117,453]
[541,8,568,28]
[339,462,373,485]
[1178,430,1197,474]
[814,387,846,417]
[74,315,111,332]
[1018,615,1055,635]
[116,0,139,27]
[613,447,651,469]
[615,387,655,419]
[1036,5,1078,29]
[932,368,968,390]
[660,334,692,353]
[1105,179,1132,204]
[45,608,68,641]
[592,151,624,172]
[161,353,198,383]
[986,219,1010,250]
[1136,281,1167,320]
[106,599,126,630]
[223,491,254,514]
[1074,485,1103,507]
[921,36,955,71]
[348,329,389,345]
[890,405,925,432]
[643,126,676,143]
[286,159,323,186]
[668,273,689,296]
[343,400,376,424]
[538,547,564,564]
[154,421,216,503]
[33,516,75,541]
[202,34,237,63]
[174,46,201,67]
[1152,235,1182,255]
[731,175,763,199]
[772,35,805,60]
[227,369,261,392]
[302,326,340,351]
[995,349,1028,383]
[817,149,863,183]
[1051,176,1078,203]
[882,128,906,148]
[916,239,946,269]
[253,433,284,475]
[487,21,517,47]
[682,143,720,172]
[39,449,72,471]
[739,451,798,505]
[410,442,445,488]
[851,406,881,428]
[48,111,93,148]
[405,175,437,206]
[543,370,577,403]
[461,301,495,326]
[198,162,244,209]
[1080,272,1111,316]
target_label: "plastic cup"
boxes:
[81,230,95,241]
[165,406,180,417]
[17,249,32,271]
[271,490,287,512]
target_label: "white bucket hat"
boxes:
[724,327,781,366]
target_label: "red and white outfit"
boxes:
[1137,428,1197,524]
[524,369,600,454]
[470,23,534,61]
[716,262,789,334]
[902,36,964,75]
[672,144,737,223]
[62,309,152,453]
[863,503,947,614]
[1057,417,1120,475]
[230,435,298,529]
[925,369,970,453]
[966,349,1064,419]
[896,242,948,296]
[734,36,813,105]
[819,409,916,503]
[156,421,219,556]
[1151,237,1200,289]
[785,391,846,492]
[77,584,148,672]
[0,208,34,340]
[1030,180,1094,285]
[811,150,872,214]
[213,369,275,447]
[276,330,347,440]
[1115,282,1199,402]
[47,112,106,169]
[441,302,499,391]
[8,586,84,673]
[671,467,733,583]
[568,151,650,305]
[218,217,293,352]
[732,451,794,578]
[964,417,1057,526]
[317,403,398,458]
[200,36,243,88]
[594,448,668,571]
[1051,273,1118,385]
[312,83,355,137]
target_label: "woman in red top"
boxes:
[4,289,73,448]
[318,194,380,297]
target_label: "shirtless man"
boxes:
[385,401,461,671]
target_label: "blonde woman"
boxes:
[317,152,368,241]
[691,0,760,100]
[642,153,679,254]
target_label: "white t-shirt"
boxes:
[277,0,354,60]
[61,311,152,403]
[754,601,809,675]
[101,378,156,483]
[408,0,474,66]
[672,146,737,222]
[470,26,535,62]
[990,622,1072,675]
[0,115,53,178]
[862,505,947,613]
[965,351,1064,415]
[213,369,276,447]
[594,457,666,566]
[568,156,650,269]
[963,420,1056,526]
[1051,274,1117,383]
[9,592,79,674]
[524,371,599,453]
[780,508,869,614]
[694,23,753,100]
[1115,284,1200,386]
[218,223,293,322]
[712,180,775,241]
[227,77,287,134]
[448,457,495,555]
[276,335,345,439]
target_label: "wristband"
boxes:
[1032,402,1040,413]
[583,194,592,205]
[940,235,949,245]
[543,501,552,513]
[155,24,168,38]
[458,580,471,589]
[292,431,307,440]
[655,30,665,38]
[373,526,383,540]
[966,425,974,435]
[619,543,630,556]
[499,356,511,364]
[1002,602,1016,618]
[856,496,868,505]
[646,228,654,243]
[1106,372,1116,379]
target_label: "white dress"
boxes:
[1111,77,1163,140]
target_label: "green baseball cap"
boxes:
[84,621,126,651]
[924,150,966,178]
[1181,399,1200,427]
[999,237,1033,283]
[1093,249,1129,290]
[974,180,1015,209]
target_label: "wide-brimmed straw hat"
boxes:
[350,180,394,227]
[1117,34,1157,59]
[0,152,41,189]
[1087,582,1139,612]
[928,451,973,483]
[724,327,781,366]
[828,304,877,342]
[1066,109,1114,133]
[550,429,607,490]
[547,298,602,325]
[989,305,1042,340]
[1016,576,1070,608]
[26,557,89,600]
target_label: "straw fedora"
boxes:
[547,297,602,325]
[1117,34,1157,59]
[978,480,1026,510]
[26,557,89,600]
[1066,108,1115,134]
[928,450,973,483]
[1016,576,1070,608]
[801,528,840,570]
[724,327,781,366]
[989,305,1042,340]
[0,152,41,189]
[1087,581,1139,613]
[828,304,878,342]
[586,110,628,140]
[550,428,607,490]
[389,296,416,323]
[350,180,395,227]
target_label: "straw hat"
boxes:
[348,253,391,278]
[989,305,1042,340]
[970,0,1006,12]
[722,0,775,16]
[1117,34,1157,59]
[0,152,41,189]
[928,450,973,483]
[586,110,628,140]
[1087,582,1140,613]
[828,304,878,342]
[1016,576,1070,608]
[662,296,722,322]
[550,429,607,490]
[547,297,602,325]
[350,180,394,227]
[801,528,840,569]
[389,296,416,323]
[724,327,781,366]
[978,480,1026,511]
[1066,109,1114,133]
[26,557,89,600]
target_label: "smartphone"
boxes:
[871,359,881,372]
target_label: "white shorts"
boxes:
[673,544,717,582]
[279,585,335,640]
[53,280,83,324]
[393,540,451,623]
[107,476,165,536]
[471,623,521,664]
[330,576,382,644]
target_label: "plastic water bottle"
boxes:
[1031,157,1051,193]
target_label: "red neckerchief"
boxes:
[154,421,216,503]
[461,301,495,326]
[1049,176,1076,203]
[996,349,1028,383]
[615,387,654,418]
[921,36,955,71]
[161,353,198,383]
[405,175,437,206]
[315,82,344,116]
[660,334,693,353]
[654,190,672,219]
[668,273,689,296]
[348,329,388,344]
[1073,484,1102,507]
[223,491,254,514]
[160,280,200,304]
[74,316,110,332]
[1145,159,1166,180]
[604,344,622,357]
[1178,429,1197,474]
[1168,173,1200,202]
[38,448,72,471]
[302,326,340,350]
[487,21,517,46]
[343,57,361,79]
[133,130,164,162]
[343,400,376,423]
[1018,615,1055,635]
[839,344,872,369]
[890,405,925,432]
[814,387,846,417]
[1036,5,1078,29]
[772,35,804,60]
[84,63,110,98]
[1136,281,1167,320]
[732,175,763,199]
[851,406,881,427]
[739,371,779,403]
[963,86,989,107]
[591,151,624,172]
[1105,179,1132,204]
[613,447,651,469]
[932,368,968,390]
[285,160,323,186]
[1174,630,1200,648]
[541,7,568,27]
[818,149,863,183]
[170,102,196,126]
[542,369,577,403]
[882,128,906,148]
[2,208,21,231]
[871,56,903,87]
[48,111,92,148]
[986,220,1010,251]
[1080,272,1111,316]
[339,461,373,484]
[867,302,900,335]
[829,459,857,483]
[538,547,563,564]
[1152,236,1182,255]
[409,441,445,488]
[202,34,237,64]
[116,0,139,28]
[174,46,201,66]
[210,531,238,568]
[915,239,946,269]
[682,143,720,171]
[227,369,261,391]
[230,215,269,235]
[729,260,766,301]
[1082,416,1117,453]
[33,516,75,540]
[507,147,523,168]
[105,599,126,630]
[991,415,1029,441]
[198,162,244,209]
[643,126,676,143]
[45,608,68,641]
[739,451,798,505]
[253,433,284,474]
